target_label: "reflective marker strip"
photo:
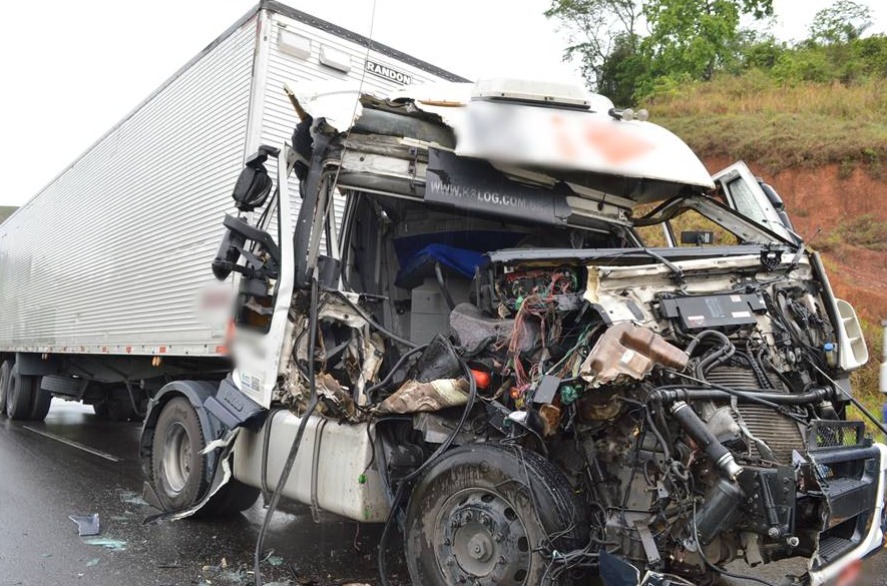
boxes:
[22,426,123,463]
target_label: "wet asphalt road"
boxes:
[0,401,400,586]
[0,401,885,586]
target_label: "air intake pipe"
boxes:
[670,400,742,481]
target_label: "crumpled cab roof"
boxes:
[285,79,716,203]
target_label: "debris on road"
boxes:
[83,537,127,551]
[68,513,100,536]
[86,558,100,567]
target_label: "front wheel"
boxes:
[404,444,589,586]
[152,397,210,511]
[150,396,258,516]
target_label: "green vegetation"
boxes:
[647,75,887,171]
[547,0,883,106]
[847,316,884,438]
[819,214,887,252]
[0,206,17,224]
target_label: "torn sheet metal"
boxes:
[69,513,100,536]
[378,378,469,414]
[288,294,385,407]
[580,322,688,387]
[283,81,367,132]
[315,372,358,420]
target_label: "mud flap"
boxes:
[142,428,242,524]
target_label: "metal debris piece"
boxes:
[377,378,469,414]
[68,513,100,536]
[83,537,127,551]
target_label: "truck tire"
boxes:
[0,359,12,416]
[151,397,211,511]
[150,396,260,516]
[6,364,37,420]
[404,444,589,586]
[29,379,52,422]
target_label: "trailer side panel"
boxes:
[0,16,259,357]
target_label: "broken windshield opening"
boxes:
[630,193,797,249]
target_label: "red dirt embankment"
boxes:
[705,157,887,325]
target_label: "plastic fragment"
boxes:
[69,513,100,536]
[83,538,127,551]
[266,555,284,566]
[86,558,100,567]
[41,553,52,558]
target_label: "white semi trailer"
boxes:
[0,1,464,422]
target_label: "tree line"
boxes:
[546,0,887,105]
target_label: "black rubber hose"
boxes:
[685,329,734,357]
[662,372,815,423]
[652,386,834,406]
[691,500,778,586]
[253,279,322,586]
[323,287,417,349]
[365,343,429,396]
[670,401,742,480]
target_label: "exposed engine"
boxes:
[427,251,869,583]
[274,237,878,585]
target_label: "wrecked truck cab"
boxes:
[144,78,884,586]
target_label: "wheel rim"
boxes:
[434,488,532,585]
[161,422,192,495]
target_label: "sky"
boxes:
[0,0,884,207]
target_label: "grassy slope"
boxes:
[648,74,887,175]
[649,76,887,431]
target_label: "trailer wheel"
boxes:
[6,364,38,420]
[151,397,211,511]
[29,379,52,422]
[0,360,13,416]
[404,444,588,586]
